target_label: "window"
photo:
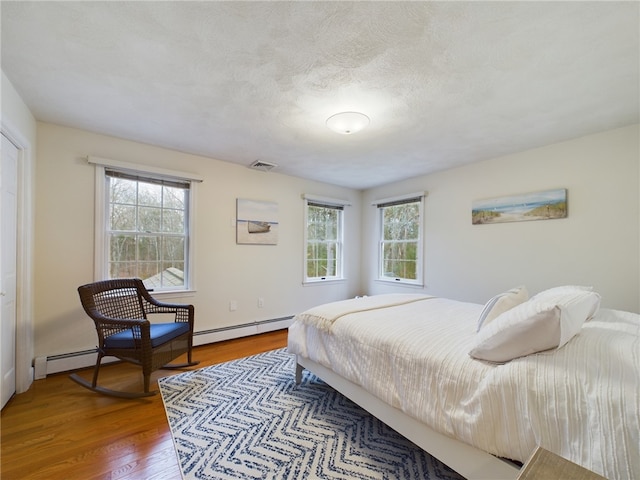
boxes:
[104,169,191,291]
[304,198,345,283]
[86,152,205,293]
[376,194,424,285]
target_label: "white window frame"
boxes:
[90,156,202,295]
[303,194,348,285]
[374,192,425,287]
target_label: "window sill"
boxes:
[375,279,424,288]
[148,289,197,299]
[303,278,346,286]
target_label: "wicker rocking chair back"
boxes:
[70,278,199,398]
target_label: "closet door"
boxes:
[1,133,18,409]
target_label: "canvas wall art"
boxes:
[472,188,567,225]
[236,198,279,244]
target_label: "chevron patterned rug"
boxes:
[159,348,465,480]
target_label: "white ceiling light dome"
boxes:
[326,111,370,135]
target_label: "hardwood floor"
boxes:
[1,329,288,480]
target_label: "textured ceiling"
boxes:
[2,1,638,190]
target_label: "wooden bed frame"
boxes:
[295,355,521,480]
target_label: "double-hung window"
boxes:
[376,193,424,285]
[90,156,201,292]
[304,196,345,283]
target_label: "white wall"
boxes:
[19,104,640,367]
[1,71,38,392]
[362,125,640,313]
[35,123,362,360]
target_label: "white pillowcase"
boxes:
[531,285,593,300]
[469,289,601,363]
[477,286,528,332]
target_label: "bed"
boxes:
[287,289,640,480]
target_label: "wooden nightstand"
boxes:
[517,447,608,480]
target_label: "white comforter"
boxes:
[287,295,640,480]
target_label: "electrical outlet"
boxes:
[229,300,238,311]
[258,297,264,308]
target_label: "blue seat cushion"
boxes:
[104,322,190,349]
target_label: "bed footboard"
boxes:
[295,361,304,385]
[294,354,520,480]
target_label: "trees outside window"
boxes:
[106,170,190,291]
[305,201,344,282]
[378,197,423,285]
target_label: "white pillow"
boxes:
[477,286,528,332]
[469,290,601,363]
[532,285,600,325]
[531,285,593,300]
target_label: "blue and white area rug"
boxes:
[159,349,465,480]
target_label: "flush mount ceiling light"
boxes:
[326,111,370,134]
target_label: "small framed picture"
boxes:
[236,198,279,244]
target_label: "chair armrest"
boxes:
[90,310,149,328]
[144,297,192,311]
[141,298,195,326]
[131,278,195,326]
[92,314,151,343]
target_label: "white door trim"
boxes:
[1,123,35,395]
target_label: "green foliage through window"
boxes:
[305,202,343,280]
[379,198,422,282]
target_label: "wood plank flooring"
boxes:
[1,329,288,480]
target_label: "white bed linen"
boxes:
[287,295,640,480]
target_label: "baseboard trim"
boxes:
[37,316,294,378]
[193,316,293,345]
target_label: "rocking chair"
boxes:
[70,278,199,398]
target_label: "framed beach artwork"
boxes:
[472,188,567,225]
[236,198,279,245]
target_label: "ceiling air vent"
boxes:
[249,160,278,172]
